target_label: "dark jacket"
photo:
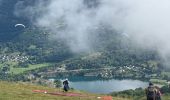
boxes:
[63,80,69,91]
[145,85,157,100]
[63,80,69,85]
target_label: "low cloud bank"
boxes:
[14,0,170,61]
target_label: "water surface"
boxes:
[57,77,148,94]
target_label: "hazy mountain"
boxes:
[0,0,163,72]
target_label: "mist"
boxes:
[14,0,170,59]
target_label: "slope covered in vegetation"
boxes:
[0,81,128,100]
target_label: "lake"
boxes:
[55,77,148,94]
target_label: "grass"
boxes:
[0,81,95,100]
[1,81,170,100]
[162,72,170,77]
[149,78,167,85]
[0,62,18,69]
[0,81,131,100]
[9,63,51,74]
[0,61,52,75]
[161,94,170,100]
[112,95,169,100]
[134,95,170,100]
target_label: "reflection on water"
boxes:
[56,77,148,94]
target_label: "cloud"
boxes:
[120,0,170,59]
[14,0,170,59]
[15,0,101,53]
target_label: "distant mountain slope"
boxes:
[0,0,164,78]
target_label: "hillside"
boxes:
[110,85,170,100]
[0,0,161,64]
[1,81,170,100]
[0,81,127,100]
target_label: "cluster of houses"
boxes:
[83,65,152,79]
[40,63,155,80]
[0,54,29,63]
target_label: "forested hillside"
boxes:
[0,0,168,81]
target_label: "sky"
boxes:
[0,0,2,5]
[14,0,170,60]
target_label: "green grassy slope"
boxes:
[9,63,51,75]
[0,81,95,100]
[110,87,170,100]
[0,81,129,100]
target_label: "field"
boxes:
[9,63,51,74]
[0,61,53,75]
[0,81,130,100]
[150,78,168,85]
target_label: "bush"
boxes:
[54,79,62,88]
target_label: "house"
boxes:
[28,74,36,80]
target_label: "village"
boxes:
[0,54,29,63]
[38,64,170,85]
